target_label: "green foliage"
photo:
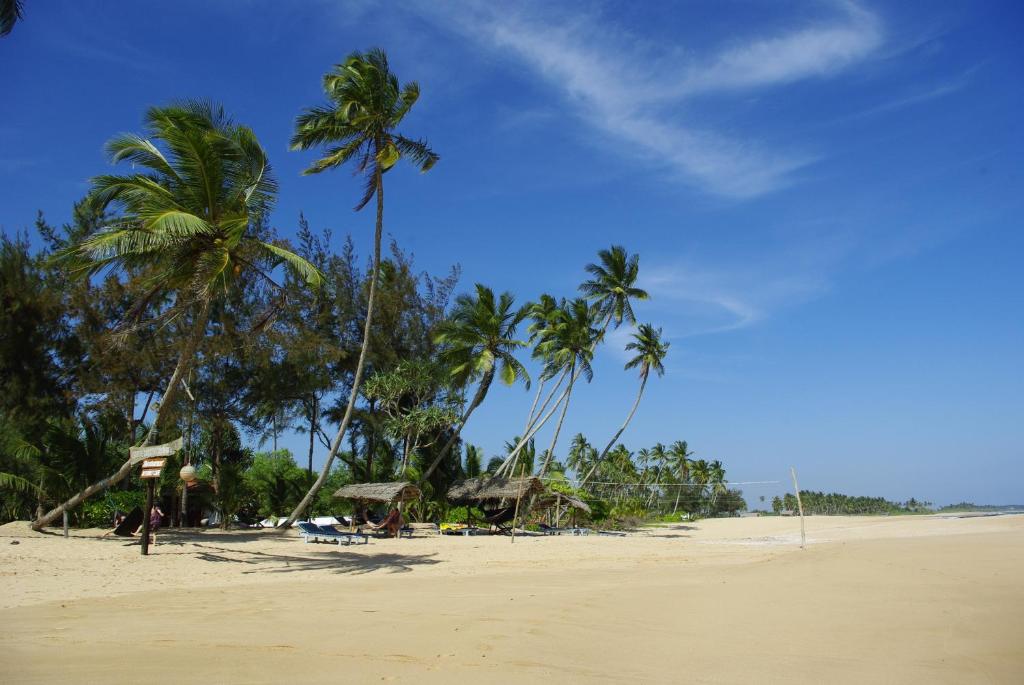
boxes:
[245,450,309,517]
[79,490,147,528]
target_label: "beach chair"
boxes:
[318,524,369,545]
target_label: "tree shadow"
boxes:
[155,542,442,576]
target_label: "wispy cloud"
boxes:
[412,0,883,198]
[840,68,976,121]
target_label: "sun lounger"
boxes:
[539,523,590,536]
[317,524,369,544]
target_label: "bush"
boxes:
[78,490,147,528]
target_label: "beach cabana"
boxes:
[333,481,422,505]
[536,491,591,530]
[333,481,422,534]
[446,476,545,506]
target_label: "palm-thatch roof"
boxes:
[535,491,592,514]
[447,476,545,504]
[332,481,421,504]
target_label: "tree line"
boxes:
[1,49,697,529]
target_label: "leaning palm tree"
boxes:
[284,49,437,525]
[580,324,668,486]
[707,459,726,513]
[528,298,599,477]
[33,102,321,530]
[419,285,530,482]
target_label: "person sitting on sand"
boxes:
[369,508,403,538]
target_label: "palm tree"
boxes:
[580,324,668,485]
[669,441,694,514]
[580,245,648,334]
[33,102,320,530]
[420,285,530,482]
[531,298,599,477]
[284,49,437,525]
[707,459,726,514]
[522,294,561,433]
[0,0,22,37]
[463,444,483,478]
[688,457,711,516]
[566,433,596,479]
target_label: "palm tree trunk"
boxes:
[495,375,573,477]
[306,395,317,477]
[538,366,576,477]
[580,371,648,486]
[673,483,683,514]
[420,366,495,482]
[32,299,211,531]
[523,377,545,434]
[282,166,384,527]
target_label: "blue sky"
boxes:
[3,1,1022,505]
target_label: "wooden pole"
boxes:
[790,466,805,549]
[510,464,526,544]
[141,479,154,556]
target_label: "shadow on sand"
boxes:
[140,530,442,575]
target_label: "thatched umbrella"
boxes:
[333,481,421,504]
[535,491,591,528]
[446,476,544,505]
[333,482,422,533]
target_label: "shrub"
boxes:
[78,490,147,528]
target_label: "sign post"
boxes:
[129,438,181,556]
[138,458,167,556]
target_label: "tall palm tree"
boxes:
[496,299,600,478]
[580,245,648,334]
[284,49,437,525]
[581,324,668,485]
[522,294,560,433]
[531,299,599,477]
[33,102,320,530]
[420,285,530,482]
[669,441,694,514]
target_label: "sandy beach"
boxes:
[1,514,1022,684]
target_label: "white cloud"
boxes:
[412,0,884,198]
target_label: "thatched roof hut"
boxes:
[535,491,592,515]
[447,476,544,505]
[333,481,421,504]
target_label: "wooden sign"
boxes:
[139,457,167,479]
[129,437,184,465]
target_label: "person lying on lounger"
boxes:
[368,508,403,538]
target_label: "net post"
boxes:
[790,466,805,549]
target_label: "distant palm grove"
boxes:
[2,48,756,529]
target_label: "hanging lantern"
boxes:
[179,465,197,482]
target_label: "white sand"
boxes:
[1,514,1022,683]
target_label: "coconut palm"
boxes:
[33,102,321,530]
[522,294,561,433]
[527,298,599,477]
[669,441,695,514]
[0,0,22,37]
[707,459,726,513]
[420,285,530,481]
[579,245,648,333]
[284,49,437,525]
[580,324,668,485]
[688,457,711,515]
[566,433,597,480]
